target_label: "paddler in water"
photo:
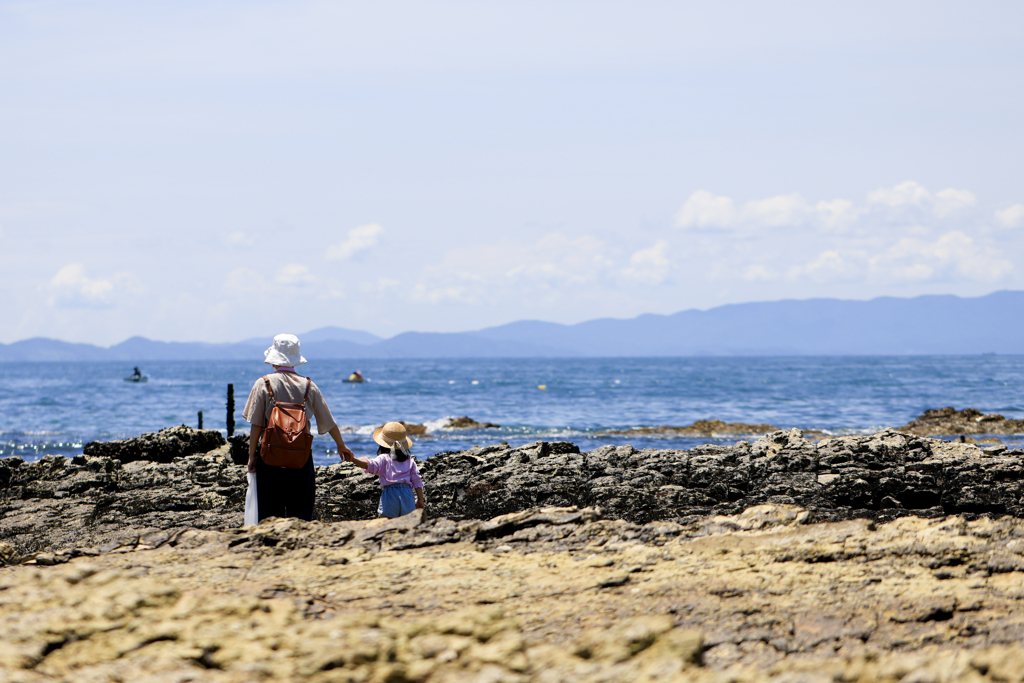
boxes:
[347,370,365,383]
[130,367,142,380]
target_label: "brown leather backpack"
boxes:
[259,375,314,469]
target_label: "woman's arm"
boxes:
[247,424,263,473]
[328,426,355,462]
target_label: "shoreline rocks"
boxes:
[898,406,1024,435]
[83,425,226,464]
[9,423,1024,679]
[600,419,779,437]
[6,506,1024,680]
[400,416,502,435]
[6,425,1024,563]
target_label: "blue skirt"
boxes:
[378,483,416,518]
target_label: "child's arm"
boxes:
[343,451,370,470]
[410,460,425,509]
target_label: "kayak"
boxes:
[124,376,148,383]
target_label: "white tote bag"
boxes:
[244,471,259,526]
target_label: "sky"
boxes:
[1,1,1023,345]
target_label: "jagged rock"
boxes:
[399,421,428,435]
[0,446,242,561]
[83,425,226,464]
[227,434,249,465]
[8,429,1024,561]
[601,419,778,437]
[7,506,1024,680]
[900,406,1024,435]
[445,416,501,429]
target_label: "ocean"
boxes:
[2,356,1023,465]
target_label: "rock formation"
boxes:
[600,419,778,437]
[9,425,1024,679]
[398,416,502,435]
[899,406,1024,435]
[5,425,1024,563]
[444,416,501,429]
[82,425,226,464]
[5,505,1024,680]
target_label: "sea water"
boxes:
[2,356,1023,465]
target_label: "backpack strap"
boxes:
[262,375,275,400]
[303,377,311,402]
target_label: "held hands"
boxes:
[339,446,355,462]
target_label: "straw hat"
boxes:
[264,333,308,367]
[373,421,413,450]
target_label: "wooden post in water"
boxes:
[226,384,235,437]
[226,385,235,438]
[198,411,203,430]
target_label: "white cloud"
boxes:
[933,188,976,217]
[224,231,254,247]
[674,190,736,229]
[503,234,613,285]
[411,283,475,305]
[326,223,384,261]
[621,240,670,284]
[46,264,141,309]
[741,193,809,227]
[786,250,862,283]
[677,191,829,231]
[671,182,1018,290]
[275,263,315,286]
[866,181,975,218]
[413,233,615,304]
[223,267,265,295]
[996,204,1024,229]
[814,199,859,231]
[867,180,932,208]
[358,277,400,295]
[869,231,1011,283]
[742,265,775,282]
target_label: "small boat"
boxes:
[125,367,148,382]
[343,371,366,383]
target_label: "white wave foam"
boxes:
[336,424,381,435]
[423,416,458,433]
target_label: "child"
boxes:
[345,421,425,518]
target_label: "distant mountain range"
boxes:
[4,291,1024,361]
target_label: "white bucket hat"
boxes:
[264,333,307,367]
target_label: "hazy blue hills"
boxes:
[3,291,1023,361]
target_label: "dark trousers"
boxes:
[255,454,316,521]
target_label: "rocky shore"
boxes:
[5,505,1024,681]
[898,406,1024,436]
[6,416,1024,680]
[599,419,779,437]
[4,424,1024,562]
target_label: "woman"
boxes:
[243,333,354,521]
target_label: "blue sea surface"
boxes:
[2,356,1023,465]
